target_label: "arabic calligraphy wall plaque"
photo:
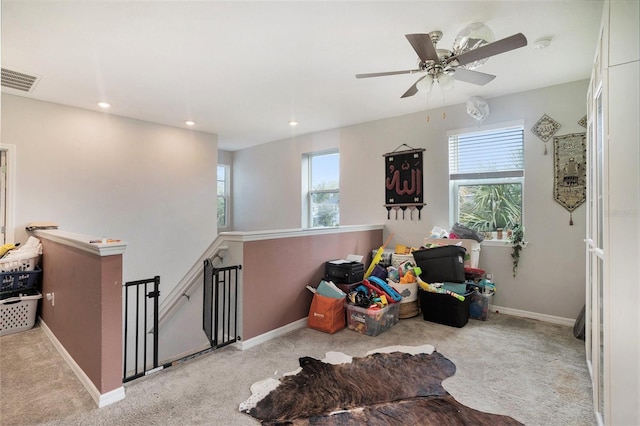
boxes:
[383,145,426,220]
[531,114,561,155]
[553,133,586,225]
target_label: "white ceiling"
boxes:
[1,1,603,151]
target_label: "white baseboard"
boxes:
[96,387,126,408]
[237,306,576,350]
[491,305,575,327]
[39,319,125,408]
[237,317,308,350]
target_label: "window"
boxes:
[217,165,229,228]
[304,151,339,228]
[449,125,524,235]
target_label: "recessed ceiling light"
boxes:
[97,101,111,108]
[289,120,299,127]
[185,120,195,126]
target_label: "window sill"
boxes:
[481,239,528,248]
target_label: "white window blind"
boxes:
[449,126,524,180]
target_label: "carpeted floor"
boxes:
[0,312,595,425]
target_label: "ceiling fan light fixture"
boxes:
[437,72,455,90]
[417,75,434,93]
[357,28,526,99]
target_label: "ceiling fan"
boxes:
[356,29,528,98]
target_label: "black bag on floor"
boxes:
[573,304,586,340]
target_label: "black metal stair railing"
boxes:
[203,259,241,349]
[123,276,161,383]
[122,259,241,383]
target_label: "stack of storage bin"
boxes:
[0,238,42,336]
[412,245,473,328]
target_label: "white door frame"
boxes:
[0,144,16,244]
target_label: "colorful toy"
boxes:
[399,270,416,283]
[0,243,19,258]
[365,233,394,279]
[417,276,465,302]
[387,267,400,282]
[368,276,403,303]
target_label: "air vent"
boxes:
[1,68,41,93]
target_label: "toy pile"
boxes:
[365,257,421,319]
[346,276,402,310]
[343,275,402,336]
[368,236,498,323]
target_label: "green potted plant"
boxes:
[509,224,525,277]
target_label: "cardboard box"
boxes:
[419,289,472,328]
[346,302,400,336]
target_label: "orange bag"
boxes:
[307,294,346,334]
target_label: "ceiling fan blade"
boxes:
[400,76,426,98]
[356,69,420,79]
[448,33,527,66]
[452,68,496,86]
[405,34,439,63]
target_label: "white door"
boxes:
[0,145,15,245]
[1,149,7,244]
[586,38,605,426]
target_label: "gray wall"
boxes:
[2,94,218,291]
[232,80,589,320]
[1,81,589,323]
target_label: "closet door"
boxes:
[586,16,607,424]
[593,86,606,424]
[586,80,605,425]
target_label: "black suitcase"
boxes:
[325,261,364,284]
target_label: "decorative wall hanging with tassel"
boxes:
[553,133,586,225]
[531,113,561,155]
[383,144,426,220]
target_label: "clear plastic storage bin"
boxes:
[346,302,400,336]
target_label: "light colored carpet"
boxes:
[0,312,595,425]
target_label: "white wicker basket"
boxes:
[391,253,414,268]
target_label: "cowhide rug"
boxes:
[239,345,522,425]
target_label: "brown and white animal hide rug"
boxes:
[239,345,522,425]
